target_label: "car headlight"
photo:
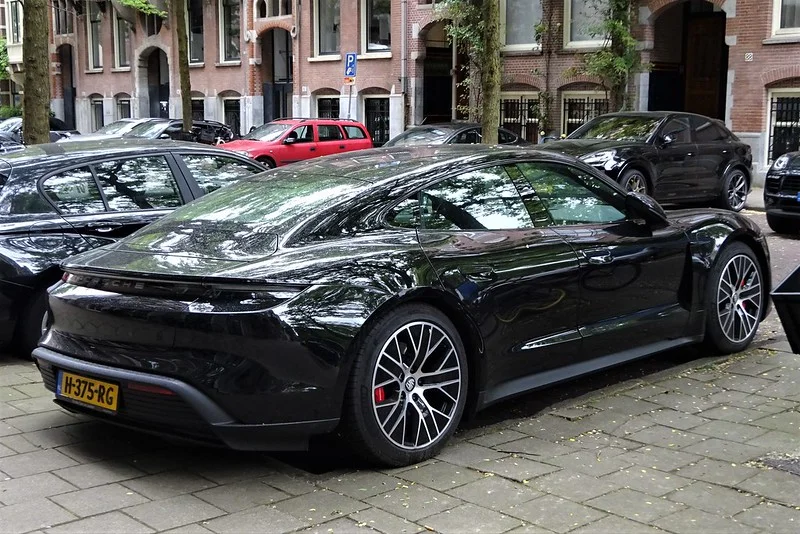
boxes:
[232,149,251,156]
[580,150,617,166]
[772,155,790,171]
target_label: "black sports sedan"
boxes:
[543,112,753,211]
[384,122,530,147]
[764,151,800,234]
[0,116,82,144]
[124,118,235,145]
[0,139,265,355]
[33,146,770,466]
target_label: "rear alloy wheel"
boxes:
[766,213,798,235]
[343,304,467,466]
[719,169,748,212]
[619,169,649,195]
[705,243,764,354]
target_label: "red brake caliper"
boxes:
[374,387,385,403]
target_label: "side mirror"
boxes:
[159,133,170,140]
[284,132,298,144]
[660,134,675,146]
[625,192,668,228]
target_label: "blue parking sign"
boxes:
[345,53,357,77]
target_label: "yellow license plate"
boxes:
[57,371,119,412]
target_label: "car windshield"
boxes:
[0,118,21,132]
[124,121,169,138]
[384,127,452,147]
[569,116,662,142]
[244,123,291,142]
[95,121,137,135]
[122,171,368,260]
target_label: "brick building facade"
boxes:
[3,0,799,181]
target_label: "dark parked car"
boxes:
[764,151,800,234]
[384,122,531,147]
[0,116,82,144]
[0,139,266,355]
[124,118,235,145]
[34,146,770,466]
[543,112,753,211]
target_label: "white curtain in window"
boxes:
[570,0,607,42]
[506,0,542,46]
[782,0,800,29]
[318,0,340,55]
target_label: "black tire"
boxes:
[704,242,764,354]
[14,289,48,359]
[717,168,749,212]
[619,169,650,195]
[766,213,798,235]
[341,304,468,467]
[256,157,275,169]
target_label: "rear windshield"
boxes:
[122,171,368,258]
[384,127,452,147]
[125,121,168,138]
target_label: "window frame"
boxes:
[314,0,341,57]
[53,0,74,35]
[219,0,241,63]
[765,87,800,164]
[116,98,132,120]
[188,0,205,64]
[90,97,105,132]
[87,1,103,70]
[361,0,391,56]
[773,0,800,36]
[221,97,242,137]
[501,0,542,52]
[363,95,391,146]
[113,9,132,69]
[563,0,607,50]
[316,96,341,118]
[9,1,23,44]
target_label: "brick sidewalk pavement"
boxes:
[1,332,798,533]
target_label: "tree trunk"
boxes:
[22,0,51,145]
[174,0,192,134]
[480,0,500,144]
[608,0,631,111]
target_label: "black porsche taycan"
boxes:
[33,146,770,466]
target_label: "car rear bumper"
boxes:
[33,347,339,450]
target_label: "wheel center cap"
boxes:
[404,377,416,392]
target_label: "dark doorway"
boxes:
[648,1,728,119]
[58,45,76,129]
[422,21,455,124]
[261,29,293,122]
[146,49,169,118]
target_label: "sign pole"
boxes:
[344,53,358,120]
[348,85,353,119]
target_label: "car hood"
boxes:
[222,139,274,151]
[57,133,121,143]
[542,139,642,157]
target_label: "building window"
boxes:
[561,91,609,136]
[192,99,205,121]
[316,0,340,56]
[565,0,608,48]
[117,98,131,119]
[363,0,390,53]
[143,13,162,36]
[9,1,22,44]
[364,97,389,146]
[189,0,204,63]
[775,0,800,34]
[767,91,800,163]
[54,0,73,35]
[257,0,291,17]
[220,0,241,62]
[90,98,105,132]
[114,11,132,68]
[500,92,540,143]
[502,0,542,50]
[223,98,241,136]
[317,97,340,118]
[88,1,103,69]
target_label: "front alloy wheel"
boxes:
[716,253,762,344]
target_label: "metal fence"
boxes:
[769,97,800,162]
[500,97,540,143]
[563,97,609,135]
[365,98,390,146]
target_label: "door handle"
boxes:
[309,147,316,151]
[686,152,695,157]
[86,222,122,233]
[339,145,346,149]
[586,251,614,265]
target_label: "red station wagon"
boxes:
[222,118,374,167]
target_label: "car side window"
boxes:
[498,129,516,144]
[291,125,314,143]
[343,125,367,139]
[661,118,691,144]
[41,167,106,215]
[454,129,482,144]
[388,166,533,231]
[93,156,182,210]
[181,154,264,194]
[516,162,626,226]
[691,116,728,143]
[318,125,344,142]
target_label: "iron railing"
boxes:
[365,98,390,146]
[563,97,609,135]
[769,96,800,162]
[500,97,540,143]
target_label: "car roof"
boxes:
[0,139,235,171]
[407,122,481,132]
[280,145,581,184]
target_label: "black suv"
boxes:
[124,119,235,145]
[764,151,800,234]
[0,139,266,355]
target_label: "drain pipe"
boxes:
[295,0,302,118]
[401,0,407,96]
